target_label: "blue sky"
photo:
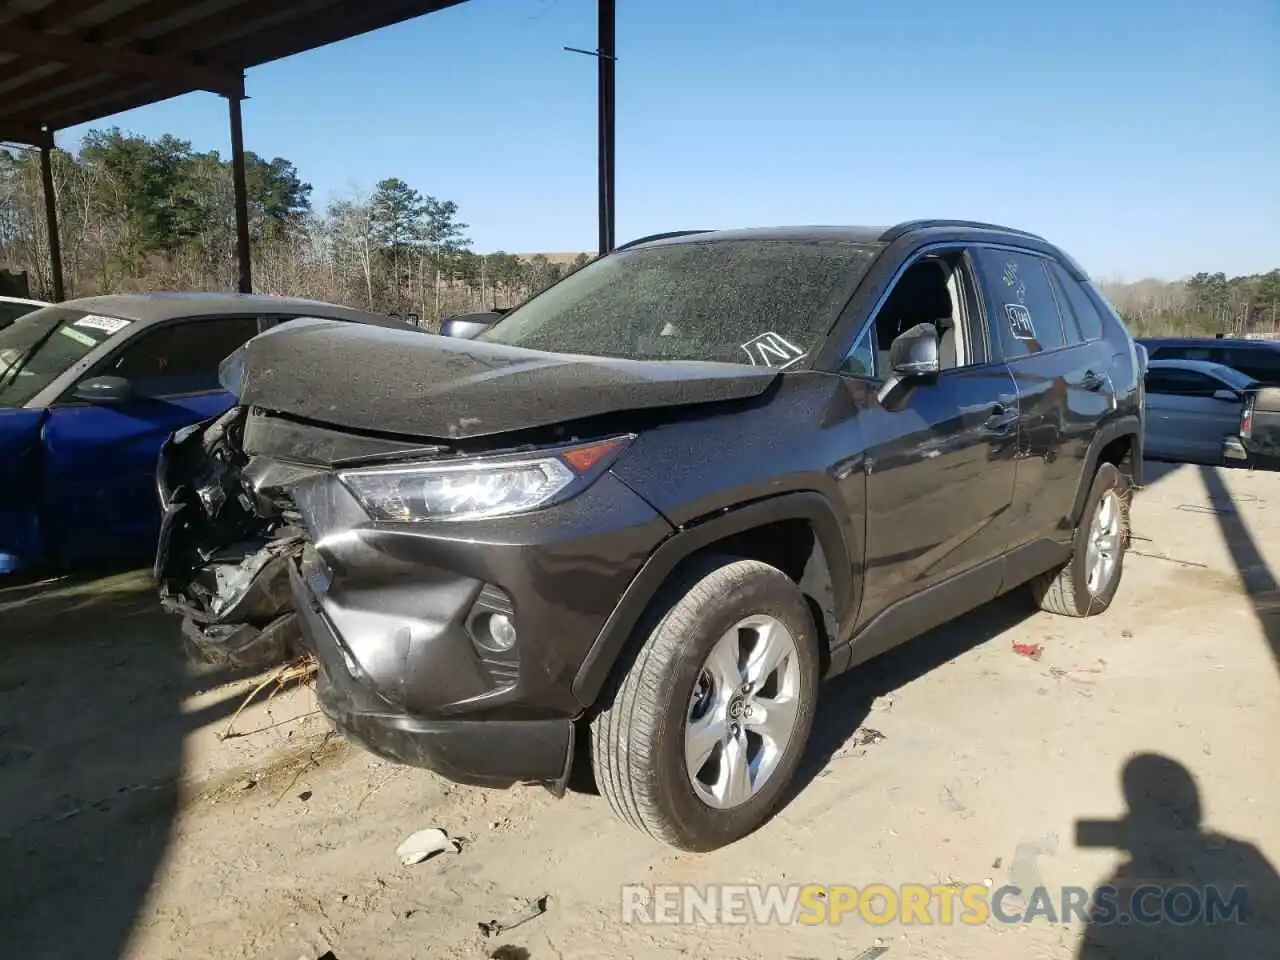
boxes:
[59,0,1278,280]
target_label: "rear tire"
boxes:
[1031,462,1130,617]
[590,557,820,851]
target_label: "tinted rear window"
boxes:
[1050,263,1105,342]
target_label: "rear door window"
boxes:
[1048,263,1105,343]
[971,249,1070,360]
[102,316,261,397]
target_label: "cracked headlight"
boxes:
[338,436,632,523]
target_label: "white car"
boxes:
[0,296,50,332]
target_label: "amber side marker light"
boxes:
[561,436,630,473]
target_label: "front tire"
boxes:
[590,557,820,851]
[1031,462,1130,617]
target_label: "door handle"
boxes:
[983,402,1017,431]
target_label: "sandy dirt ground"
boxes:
[2,459,1278,960]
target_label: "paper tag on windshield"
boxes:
[59,327,98,348]
[73,314,132,335]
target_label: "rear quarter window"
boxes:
[1049,263,1105,342]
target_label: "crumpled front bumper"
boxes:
[267,462,669,789]
[153,404,675,790]
[153,411,307,669]
[162,535,305,669]
[291,558,576,789]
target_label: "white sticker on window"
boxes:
[59,327,98,348]
[740,331,807,368]
[1002,261,1027,305]
[73,314,132,335]
[1006,303,1036,340]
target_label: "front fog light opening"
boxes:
[472,611,517,653]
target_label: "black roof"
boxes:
[624,220,1048,249]
[624,226,888,249]
[620,219,1085,279]
[52,291,391,328]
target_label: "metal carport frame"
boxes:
[0,0,618,300]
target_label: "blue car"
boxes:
[1142,358,1258,465]
[0,293,398,574]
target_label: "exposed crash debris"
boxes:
[156,406,311,670]
[478,895,549,938]
[395,827,462,866]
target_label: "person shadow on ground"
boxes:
[1076,752,1280,959]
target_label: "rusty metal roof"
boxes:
[0,0,468,145]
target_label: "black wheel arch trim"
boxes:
[1069,416,1142,527]
[570,490,855,709]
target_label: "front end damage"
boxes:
[152,400,677,792]
[155,407,309,669]
[154,325,779,674]
[151,320,785,790]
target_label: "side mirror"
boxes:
[889,322,941,377]
[441,311,502,339]
[1213,388,1241,403]
[877,322,940,407]
[72,375,134,404]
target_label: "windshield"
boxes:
[0,308,133,407]
[479,238,883,366]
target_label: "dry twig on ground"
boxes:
[218,654,319,742]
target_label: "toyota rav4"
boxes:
[155,221,1143,851]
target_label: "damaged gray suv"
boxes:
[156,222,1143,851]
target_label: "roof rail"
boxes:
[879,220,1046,244]
[613,229,715,252]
